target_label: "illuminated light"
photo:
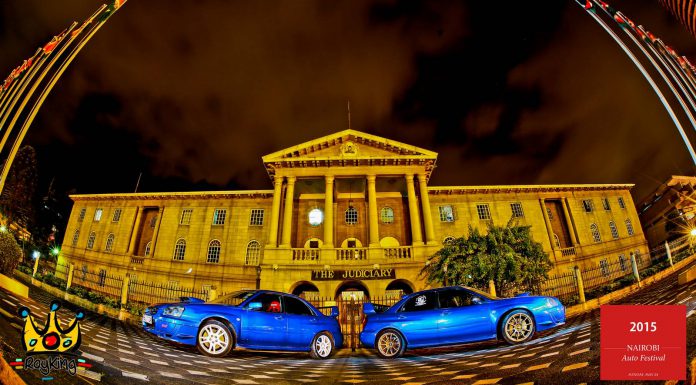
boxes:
[51,247,60,256]
[0,225,6,232]
[690,228,696,236]
[32,251,40,260]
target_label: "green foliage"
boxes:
[420,221,553,296]
[0,146,38,229]
[41,272,67,289]
[67,286,120,309]
[0,230,22,276]
[124,302,145,316]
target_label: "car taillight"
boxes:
[362,315,368,329]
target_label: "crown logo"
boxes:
[17,300,84,355]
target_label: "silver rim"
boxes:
[314,334,332,358]
[377,332,401,357]
[504,312,533,342]
[199,324,230,355]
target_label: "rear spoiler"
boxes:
[363,303,390,315]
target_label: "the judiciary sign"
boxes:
[311,268,395,281]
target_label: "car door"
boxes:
[395,291,440,347]
[240,293,288,348]
[439,288,494,343]
[283,295,318,349]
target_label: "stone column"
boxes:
[280,176,296,248]
[127,207,142,255]
[417,174,436,245]
[267,178,284,248]
[324,175,334,248]
[405,174,423,246]
[149,207,165,257]
[367,174,379,247]
[540,199,556,250]
[562,198,580,245]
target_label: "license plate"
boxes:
[142,314,152,324]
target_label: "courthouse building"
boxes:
[58,130,649,299]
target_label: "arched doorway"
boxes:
[290,281,320,299]
[386,279,414,297]
[334,280,370,301]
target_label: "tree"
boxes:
[0,146,38,229]
[420,221,553,296]
[0,230,22,276]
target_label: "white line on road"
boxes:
[122,371,149,381]
[120,357,140,365]
[81,352,104,362]
[574,339,591,346]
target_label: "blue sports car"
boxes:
[360,285,565,358]
[142,290,342,359]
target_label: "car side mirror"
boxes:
[472,296,482,305]
[329,306,339,318]
[247,302,262,310]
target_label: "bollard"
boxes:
[32,257,40,277]
[208,289,217,302]
[66,263,74,290]
[630,252,642,288]
[488,280,497,297]
[574,266,586,304]
[121,275,130,306]
[665,241,674,269]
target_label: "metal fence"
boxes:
[581,258,634,291]
[71,268,124,302]
[540,270,579,304]
[128,279,210,307]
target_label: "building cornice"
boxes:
[70,190,275,202]
[428,184,634,195]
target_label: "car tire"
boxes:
[197,320,235,357]
[309,331,335,359]
[375,329,406,359]
[500,309,536,345]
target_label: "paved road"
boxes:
[1,263,695,385]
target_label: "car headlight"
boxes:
[546,298,560,308]
[163,305,185,317]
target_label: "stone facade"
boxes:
[59,130,649,298]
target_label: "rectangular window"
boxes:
[212,209,227,225]
[476,204,491,220]
[250,209,264,226]
[98,269,106,287]
[309,240,319,249]
[94,208,103,222]
[625,219,635,236]
[180,208,193,225]
[78,208,86,222]
[439,205,455,222]
[602,198,611,211]
[112,208,122,222]
[582,199,594,213]
[510,202,524,218]
[347,240,357,248]
[600,259,610,277]
[618,197,626,209]
[618,254,626,271]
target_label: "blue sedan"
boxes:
[143,290,342,359]
[360,286,565,358]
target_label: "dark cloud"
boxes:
[0,0,694,201]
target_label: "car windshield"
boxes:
[210,290,256,305]
[464,286,496,299]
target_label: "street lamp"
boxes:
[690,228,696,237]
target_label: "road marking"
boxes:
[472,378,502,384]
[117,348,135,355]
[518,353,535,358]
[87,344,106,352]
[570,348,591,356]
[159,372,183,379]
[562,362,589,372]
[149,360,168,366]
[678,296,692,304]
[452,374,477,380]
[187,370,209,376]
[541,351,559,358]
[210,368,229,373]
[574,339,591,345]
[173,360,192,366]
[2,299,15,307]
[122,371,149,381]
[688,309,696,317]
[437,371,458,375]
[141,351,158,357]
[525,363,551,371]
[81,352,104,362]
[10,323,21,330]
[481,362,499,367]
[120,357,140,365]
[500,363,521,369]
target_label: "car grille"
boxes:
[145,306,159,315]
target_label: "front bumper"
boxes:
[143,315,198,346]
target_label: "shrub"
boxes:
[41,273,67,289]
[0,231,22,276]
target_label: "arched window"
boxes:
[105,233,115,252]
[609,221,619,239]
[553,233,560,247]
[245,240,261,265]
[625,219,635,236]
[87,232,96,249]
[144,241,152,257]
[590,223,601,243]
[345,206,358,225]
[443,236,456,245]
[380,207,394,224]
[72,230,80,247]
[173,239,186,261]
[207,240,221,263]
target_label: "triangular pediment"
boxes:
[262,129,437,163]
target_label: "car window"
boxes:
[439,288,474,308]
[212,290,255,305]
[246,293,283,313]
[284,296,314,316]
[400,291,438,312]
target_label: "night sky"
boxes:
[1,1,695,204]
